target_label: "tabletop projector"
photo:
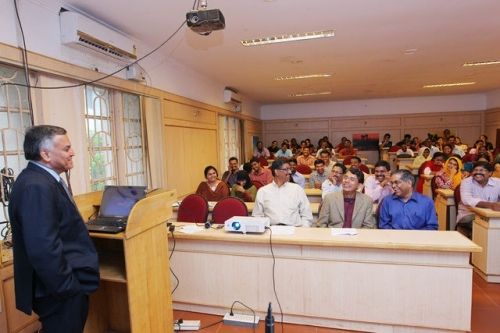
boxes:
[224,216,270,234]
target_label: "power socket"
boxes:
[173,319,200,330]
[223,312,259,327]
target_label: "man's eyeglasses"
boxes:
[277,168,291,173]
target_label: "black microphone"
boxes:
[265,302,274,333]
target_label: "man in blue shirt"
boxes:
[379,169,438,230]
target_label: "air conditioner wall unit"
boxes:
[60,10,137,62]
[223,88,242,104]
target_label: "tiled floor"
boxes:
[173,272,500,333]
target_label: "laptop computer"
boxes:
[86,185,147,233]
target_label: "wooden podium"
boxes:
[75,189,176,333]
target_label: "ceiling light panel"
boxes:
[463,60,500,67]
[288,91,332,97]
[423,82,476,88]
[241,30,335,46]
[274,74,332,81]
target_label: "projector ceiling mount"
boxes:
[186,0,225,36]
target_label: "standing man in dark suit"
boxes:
[8,125,99,333]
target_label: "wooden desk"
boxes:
[435,189,456,231]
[172,201,321,223]
[169,226,479,332]
[0,259,40,333]
[471,207,500,283]
[75,190,175,333]
[304,188,322,203]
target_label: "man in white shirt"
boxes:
[364,160,393,203]
[456,161,500,238]
[322,163,346,199]
[288,158,305,188]
[253,159,313,227]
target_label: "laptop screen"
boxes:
[98,186,147,218]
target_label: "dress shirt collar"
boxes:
[30,161,61,181]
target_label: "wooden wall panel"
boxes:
[263,111,485,151]
[485,108,500,146]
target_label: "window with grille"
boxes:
[84,85,146,191]
[0,64,33,239]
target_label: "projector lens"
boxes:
[232,222,241,230]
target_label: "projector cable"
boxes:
[169,225,180,295]
[266,226,284,333]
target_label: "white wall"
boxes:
[0,0,261,118]
[260,94,487,120]
[486,89,500,109]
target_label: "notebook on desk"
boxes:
[86,185,147,234]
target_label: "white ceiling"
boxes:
[61,0,500,105]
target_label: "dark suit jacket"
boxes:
[8,162,99,314]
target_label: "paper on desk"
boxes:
[331,228,358,236]
[178,225,204,234]
[270,225,295,235]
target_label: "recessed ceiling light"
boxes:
[463,60,500,67]
[289,91,332,97]
[241,30,335,46]
[423,82,476,88]
[404,48,418,55]
[274,74,332,81]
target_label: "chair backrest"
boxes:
[252,180,264,189]
[258,156,268,167]
[212,197,249,224]
[342,155,354,166]
[177,194,209,223]
[389,145,401,153]
[359,164,370,174]
[296,164,312,175]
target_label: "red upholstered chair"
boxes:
[342,155,354,166]
[177,194,209,223]
[389,145,401,153]
[212,197,249,224]
[358,164,370,174]
[252,180,264,189]
[258,156,269,167]
[296,164,312,175]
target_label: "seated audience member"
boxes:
[275,142,293,158]
[242,162,252,174]
[196,166,229,201]
[432,137,445,155]
[335,137,348,152]
[290,138,300,154]
[222,157,239,186]
[249,157,273,186]
[380,133,392,148]
[230,170,257,202]
[410,137,421,152]
[448,136,465,157]
[253,141,270,159]
[478,145,494,163]
[396,143,414,157]
[412,147,431,169]
[479,134,494,151]
[339,140,356,157]
[309,159,329,189]
[305,138,316,153]
[443,129,451,141]
[252,159,313,226]
[268,140,280,155]
[416,152,445,193]
[434,157,463,191]
[319,150,334,172]
[456,161,500,238]
[379,169,438,230]
[316,140,332,158]
[396,133,412,147]
[297,147,315,167]
[493,159,500,179]
[364,160,393,203]
[455,136,468,153]
[442,144,453,159]
[289,158,306,188]
[316,168,376,229]
[321,136,334,149]
[322,163,346,198]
